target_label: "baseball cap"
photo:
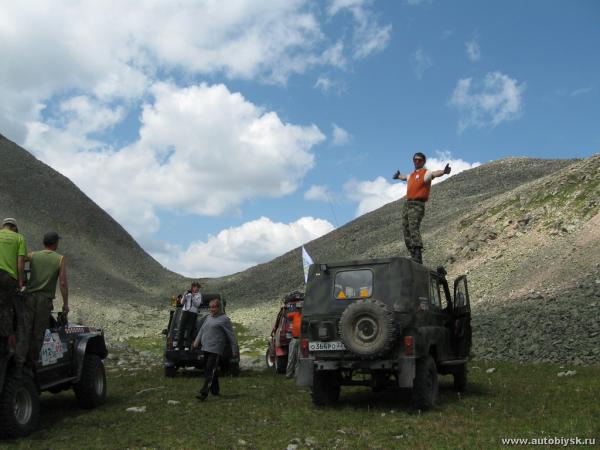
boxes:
[43,231,61,246]
[2,218,18,228]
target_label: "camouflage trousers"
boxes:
[286,337,299,378]
[402,200,426,251]
[17,292,53,365]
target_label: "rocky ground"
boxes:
[103,341,265,374]
[473,268,600,365]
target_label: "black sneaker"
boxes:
[196,393,207,402]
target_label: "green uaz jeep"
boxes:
[296,256,471,409]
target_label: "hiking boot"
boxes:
[196,392,208,402]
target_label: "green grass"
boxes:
[127,336,164,355]
[2,361,599,449]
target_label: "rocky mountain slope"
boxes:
[220,154,600,365]
[0,134,186,334]
[1,133,598,364]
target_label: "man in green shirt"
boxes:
[0,217,27,356]
[21,231,69,364]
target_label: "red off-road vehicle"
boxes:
[265,291,303,374]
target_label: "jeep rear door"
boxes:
[453,276,472,357]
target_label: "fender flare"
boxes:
[75,333,107,382]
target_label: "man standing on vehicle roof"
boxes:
[193,298,239,401]
[176,281,202,351]
[393,153,451,264]
[0,218,27,357]
[20,231,69,365]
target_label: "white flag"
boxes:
[302,246,314,283]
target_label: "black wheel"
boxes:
[339,299,396,359]
[412,355,438,410]
[453,364,468,391]
[275,355,288,375]
[74,354,107,409]
[164,365,177,377]
[311,371,341,407]
[265,347,275,372]
[0,375,40,438]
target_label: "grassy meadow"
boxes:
[1,337,598,450]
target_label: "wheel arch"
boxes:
[75,334,108,382]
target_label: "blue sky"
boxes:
[1,0,599,276]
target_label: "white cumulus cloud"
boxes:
[466,37,481,61]
[0,0,388,143]
[153,216,334,277]
[332,123,351,145]
[449,71,526,132]
[314,75,345,95]
[327,0,392,59]
[25,83,325,239]
[345,176,407,217]
[345,151,481,216]
[304,185,333,202]
[413,48,433,79]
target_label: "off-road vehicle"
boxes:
[163,293,239,377]
[0,313,108,438]
[296,256,471,409]
[265,291,303,374]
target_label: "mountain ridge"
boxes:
[1,133,598,364]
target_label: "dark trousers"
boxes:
[176,310,197,348]
[200,351,220,396]
[18,292,52,365]
[0,271,17,338]
[0,271,23,361]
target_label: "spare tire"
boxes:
[339,299,396,359]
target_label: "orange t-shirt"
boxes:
[406,168,432,201]
[287,311,302,338]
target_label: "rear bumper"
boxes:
[296,356,416,388]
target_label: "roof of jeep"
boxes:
[313,256,420,269]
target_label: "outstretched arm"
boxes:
[392,170,408,181]
[431,163,451,179]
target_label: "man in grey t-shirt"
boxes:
[192,298,239,401]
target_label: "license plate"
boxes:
[309,341,346,351]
